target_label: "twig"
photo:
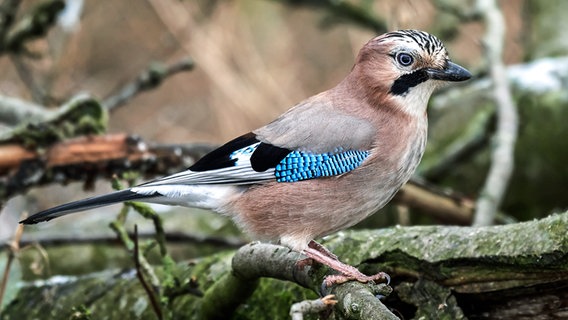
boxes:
[473,0,519,226]
[6,231,245,250]
[126,202,168,256]
[290,294,337,320]
[0,212,25,308]
[109,218,161,290]
[113,177,197,314]
[102,58,194,111]
[133,225,163,320]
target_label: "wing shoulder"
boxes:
[254,95,376,153]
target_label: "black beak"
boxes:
[426,61,471,82]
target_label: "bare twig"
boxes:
[133,225,163,320]
[102,58,194,111]
[0,212,25,308]
[290,294,337,320]
[109,218,161,290]
[126,202,168,257]
[473,0,519,226]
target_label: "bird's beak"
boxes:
[426,61,471,82]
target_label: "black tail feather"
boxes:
[20,189,156,224]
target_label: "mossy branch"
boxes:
[6,211,568,318]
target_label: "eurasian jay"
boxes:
[21,29,471,285]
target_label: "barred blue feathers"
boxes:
[275,150,370,182]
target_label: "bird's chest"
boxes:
[396,118,428,180]
[350,116,428,212]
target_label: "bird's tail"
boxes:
[20,189,155,224]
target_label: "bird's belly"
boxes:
[221,163,409,251]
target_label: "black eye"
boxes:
[396,53,414,66]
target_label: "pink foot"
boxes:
[302,241,390,287]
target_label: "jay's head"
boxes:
[353,29,471,116]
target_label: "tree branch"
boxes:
[202,242,396,319]
[0,133,212,200]
[0,94,55,127]
[289,295,336,320]
[473,0,519,226]
[102,58,195,112]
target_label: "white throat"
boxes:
[391,82,437,117]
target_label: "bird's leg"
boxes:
[296,240,339,269]
[307,240,338,260]
[302,243,390,287]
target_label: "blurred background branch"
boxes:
[103,57,195,111]
[473,0,519,226]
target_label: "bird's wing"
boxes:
[139,133,277,186]
[141,99,376,187]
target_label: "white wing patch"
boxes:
[139,142,275,187]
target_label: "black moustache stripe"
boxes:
[389,69,429,96]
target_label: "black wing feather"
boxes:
[250,143,291,172]
[189,132,259,172]
[189,132,292,173]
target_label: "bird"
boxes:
[21,29,471,285]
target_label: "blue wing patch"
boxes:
[275,150,370,182]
